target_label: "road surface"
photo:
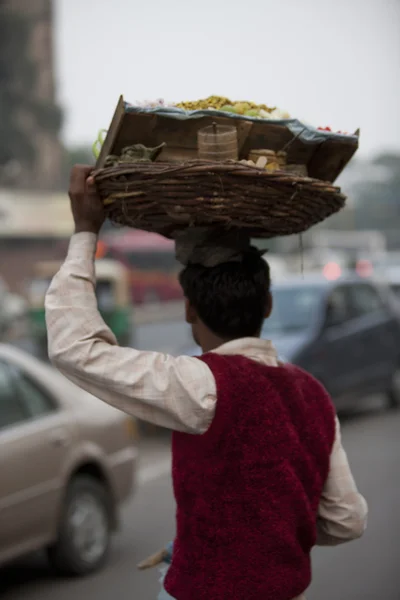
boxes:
[1,408,399,600]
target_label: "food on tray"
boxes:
[135,98,166,108]
[248,149,287,172]
[241,151,309,176]
[175,96,290,120]
[128,97,354,134]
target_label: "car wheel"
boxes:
[387,367,400,409]
[48,475,112,576]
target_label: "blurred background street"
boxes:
[1,0,400,598]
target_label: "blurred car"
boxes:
[182,275,400,411]
[0,276,29,344]
[385,267,400,299]
[371,251,400,279]
[0,344,138,575]
[0,276,10,337]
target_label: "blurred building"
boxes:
[0,0,63,190]
[0,189,71,294]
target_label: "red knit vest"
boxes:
[164,354,336,600]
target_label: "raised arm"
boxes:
[45,166,216,434]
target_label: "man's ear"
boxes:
[264,292,273,319]
[185,298,197,325]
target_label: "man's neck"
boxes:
[200,330,262,354]
[201,336,243,354]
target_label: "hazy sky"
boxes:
[54,0,400,157]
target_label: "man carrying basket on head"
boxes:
[45,165,367,600]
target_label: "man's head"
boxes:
[179,246,272,353]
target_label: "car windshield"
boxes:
[262,283,325,336]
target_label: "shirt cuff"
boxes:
[67,232,98,262]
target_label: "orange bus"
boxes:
[100,230,183,305]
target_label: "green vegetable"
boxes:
[219,105,236,113]
[245,109,260,117]
[92,129,108,159]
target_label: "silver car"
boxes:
[0,344,138,575]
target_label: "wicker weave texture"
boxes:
[93,160,346,238]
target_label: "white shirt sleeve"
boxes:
[45,233,217,434]
[316,417,368,545]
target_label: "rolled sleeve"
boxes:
[316,417,368,545]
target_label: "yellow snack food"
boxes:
[175,96,276,114]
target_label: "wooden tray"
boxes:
[96,96,359,183]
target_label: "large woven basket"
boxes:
[93,160,346,239]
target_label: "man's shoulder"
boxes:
[196,353,331,400]
[280,363,332,397]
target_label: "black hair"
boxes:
[179,247,271,339]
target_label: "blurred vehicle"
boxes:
[0,276,10,337]
[0,276,29,343]
[385,266,400,299]
[265,275,400,410]
[300,248,350,276]
[371,251,400,280]
[182,274,400,411]
[101,230,183,304]
[0,344,138,575]
[311,230,387,261]
[29,259,133,358]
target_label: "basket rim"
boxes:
[93,158,344,194]
[93,158,346,240]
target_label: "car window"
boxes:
[325,286,351,327]
[0,362,29,430]
[262,284,325,335]
[348,283,384,317]
[13,374,56,419]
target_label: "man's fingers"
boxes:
[69,164,94,195]
[137,549,168,570]
[68,163,104,234]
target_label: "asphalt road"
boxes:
[2,408,400,600]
